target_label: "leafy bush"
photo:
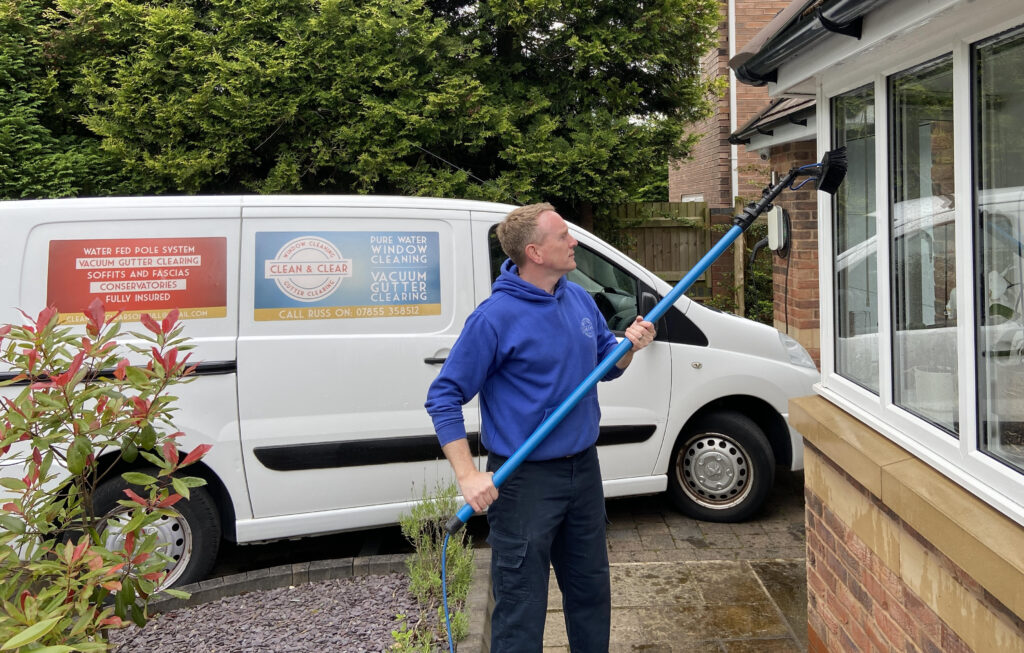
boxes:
[392,483,474,650]
[0,300,209,651]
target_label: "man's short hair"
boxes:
[496,203,556,267]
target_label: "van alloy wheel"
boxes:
[100,508,195,588]
[677,433,753,510]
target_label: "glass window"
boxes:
[488,226,639,332]
[832,85,879,392]
[889,56,958,434]
[974,26,1024,472]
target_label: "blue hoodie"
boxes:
[425,259,623,460]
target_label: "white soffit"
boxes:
[746,114,817,152]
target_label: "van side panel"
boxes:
[236,206,477,538]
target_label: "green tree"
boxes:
[427,0,722,223]
[4,0,720,217]
[0,0,119,198]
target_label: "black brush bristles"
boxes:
[817,146,848,195]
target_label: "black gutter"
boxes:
[733,0,889,86]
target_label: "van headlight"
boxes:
[779,333,817,369]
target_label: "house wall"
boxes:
[769,140,820,365]
[669,0,786,205]
[669,0,788,298]
[669,29,732,207]
[791,395,1024,653]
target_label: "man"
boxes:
[425,202,656,651]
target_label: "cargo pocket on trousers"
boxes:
[487,528,532,599]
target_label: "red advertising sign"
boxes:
[48,238,228,324]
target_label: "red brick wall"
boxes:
[668,0,788,207]
[668,0,790,300]
[802,448,1020,653]
[805,486,976,652]
[669,17,732,207]
[769,140,820,365]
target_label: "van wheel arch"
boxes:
[680,396,791,468]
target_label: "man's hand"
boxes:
[457,469,499,512]
[442,438,498,512]
[624,316,656,350]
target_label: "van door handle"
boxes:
[424,357,447,365]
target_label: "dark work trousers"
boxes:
[486,445,610,652]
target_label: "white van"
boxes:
[0,195,818,586]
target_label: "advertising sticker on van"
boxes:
[254,231,441,321]
[47,238,228,324]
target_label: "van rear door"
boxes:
[4,197,247,519]
[237,202,477,535]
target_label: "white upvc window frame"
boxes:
[816,16,1024,526]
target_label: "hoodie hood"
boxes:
[492,258,565,303]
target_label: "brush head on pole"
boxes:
[816,146,848,195]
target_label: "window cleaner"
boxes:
[439,147,847,652]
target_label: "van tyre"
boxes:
[93,469,221,588]
[668,412,774,522]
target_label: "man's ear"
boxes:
[524,242,543,265]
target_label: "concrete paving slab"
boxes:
[540,560,799,649]
[531,471,808,651]
[751,559,808,650]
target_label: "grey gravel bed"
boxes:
[109,573,434,652]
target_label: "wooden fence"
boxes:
[604,201,712,296]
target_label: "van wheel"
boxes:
[93,470,221,588]
[667,412,774,522]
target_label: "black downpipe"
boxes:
[734,0,889,86]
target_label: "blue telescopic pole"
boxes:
[444,221,747,534]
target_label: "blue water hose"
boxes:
[442,532,454,653]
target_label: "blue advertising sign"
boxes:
[254,231,441,321]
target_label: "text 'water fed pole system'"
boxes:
[438,147,848,652]
[444,146,847,536]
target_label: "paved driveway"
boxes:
[542,470,808,651]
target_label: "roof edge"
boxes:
[731,0,889,87]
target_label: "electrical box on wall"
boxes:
[767,206,784,250]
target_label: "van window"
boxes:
[488,226,639,332]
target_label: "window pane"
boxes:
[833,85,878,392]
[890,56,958,434]
[974,26,1024,473]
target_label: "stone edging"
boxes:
[147,549,492,653]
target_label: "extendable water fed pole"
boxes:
[444,147,847,535]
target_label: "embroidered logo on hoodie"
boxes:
[580,317,595,338]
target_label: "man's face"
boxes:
[531,210,578,274]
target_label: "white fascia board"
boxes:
[768,0,962,96]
